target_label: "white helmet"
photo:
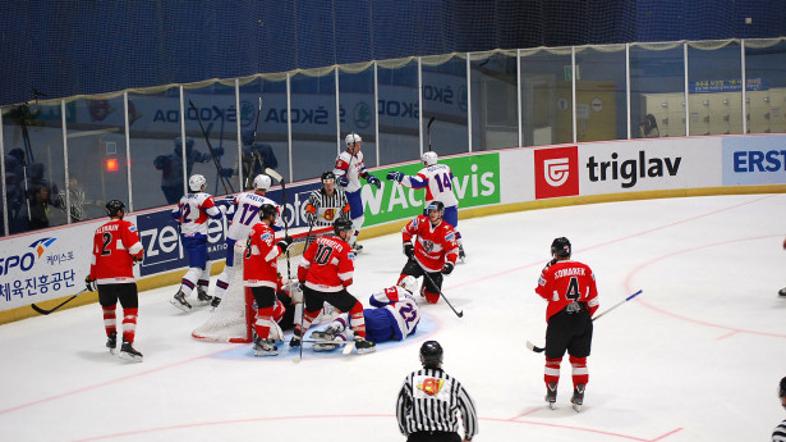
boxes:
[253,174,272,191]
[422,151,438,166]
[398,275,418,294]
[345,132,362,147]
[188,174,206,192]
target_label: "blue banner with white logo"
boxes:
[722,135,786,186]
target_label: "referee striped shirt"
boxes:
[306,188,350,227]
[774,417,786,442]
[396,368,478,439]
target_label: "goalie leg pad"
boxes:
[254,316,283,342]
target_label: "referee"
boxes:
[396,341,478,442]
[304,171,351,228]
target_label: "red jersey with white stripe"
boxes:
[243,223,281,288]
[333,150,367,193]
[535,260,599,322]
[401,215,459,273]
[174,192,220,237]
[401,164,458,208]
[297,235,354,292]
[90,218,143,284]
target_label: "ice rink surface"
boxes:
[1,193,785,441]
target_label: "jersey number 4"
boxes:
[565,277,580,301]
[434,173,452,193]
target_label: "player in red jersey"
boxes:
[535,237,599,412]
[294,218,375,354]
[243,204,292,356]
[85,200,145,362]
[398,200,459,304]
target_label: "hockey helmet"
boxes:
[419,340,443,369]
[550,237,572,259]
[780,376,786,398]
[188,174,207,192]
[253,174,272,191]
[422,151,438,166]
[259,203,278,221]
[333,217,354,236]
[398,275,418,294]
[425,200,445,216]
[345,132,362,147]
[105,199,126,217]
[321,171,336,183]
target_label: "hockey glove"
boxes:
[441,262,454,275]
[386,171,404,182]
[366,175,381,189]
[403,243,414,259]
[337,175,350,187]
[85,276,97,292]
[277,236,294,253]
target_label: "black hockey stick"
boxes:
[187,99,235,194]
[413,259,463,318]
[244,97,264,189]
[264,167,292,280]
[526,289,644,353]
[426,116,435,152]
[31,289,89,315]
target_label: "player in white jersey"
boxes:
[309,276,421,351]
[171,174,224,311]
[386,151,466,261]
[333,133,381,252]
[211,174,279,308]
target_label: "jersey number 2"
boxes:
[101,232,113,256]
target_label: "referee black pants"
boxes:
[407,431,460,442]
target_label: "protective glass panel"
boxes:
[378,61,419,165]
[128,88,184,210]
[290,73,338,181]
[520,50,573,146]
[630,45,685,138]
[65,97,129,222]
[2,103,67,233]
[422,56,468,156]
[471,54,517,150]
[744,40,786,134]
[688,42,742,136]
[575,47,627,142]
[238,78,290,185]
[183,83,240,197]
[339,67,377,168]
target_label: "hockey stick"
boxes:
[187,99,235,194]
[31,289,89,315]
[426,116,435,152]
[244,97,264,189]
[412,258,463,318]
[264,167,291,279]
[526,289,644,353]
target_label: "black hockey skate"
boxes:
[545,382,558,409]
[353,336,376,354]
[210,296,222,309]
[196,287,213,305]
[170,291,192,312]
[254,338,278,357]
[779,287,786,297]
[570,384,586,412]
[118,342,143,362]
[458,244,466,263]
[311,326,339,342]
[289,325,303,348]
[351,243,364,254]
[106,332,117,354]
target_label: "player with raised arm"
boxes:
[243,203,293,356]
[293,218,375,354]
[535,237,599,412]
[399,201,459,305]
[304,171,351,229]
[310,276,421,351]
[211,174,278,308]
[170,174,223,311]
[333,133,381,253]
[387,151,466,261]
[85,200,145,362]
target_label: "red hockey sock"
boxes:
[122,308,138,344]
[297,309,320,336]
[569,355,588,385]
[254,307,274,339]
[348,302,365,338]
[544,357,562,385]
[423,290,440,304]
[102,305,117,337]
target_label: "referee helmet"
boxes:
[420,340,443,369]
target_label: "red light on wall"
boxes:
[105,158,119,172]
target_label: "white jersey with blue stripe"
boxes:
[401,163,458,208]
[226,192,280,241]
[369,286,420,340]
[173,192,221,237]
[334,150,367,193]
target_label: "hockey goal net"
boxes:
[191,226,332,343]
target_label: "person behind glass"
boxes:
[640,114,659,138]
[396,341,478,442]
[154,137,217,204]
[84,200,145,362]
[333,132,381,253]
[28,184,51,230]
[774,376,786,442]
[241,129,278,188]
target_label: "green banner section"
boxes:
[361,153,501,226]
